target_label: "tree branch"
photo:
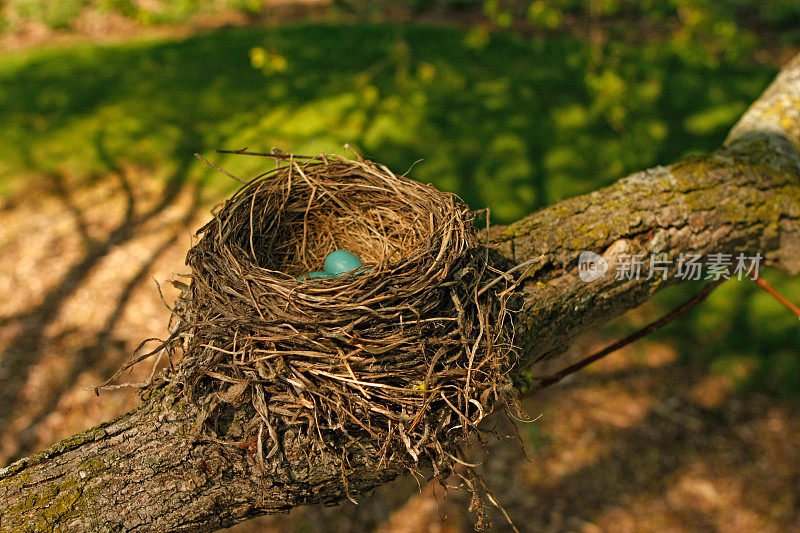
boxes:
[500,135,799,369]
[2,53,799,532]
[0,387,402,532]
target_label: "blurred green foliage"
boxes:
[3,0,800,44]
[0,24,777,219]
[10,0,90,29]
[0,6,796,397]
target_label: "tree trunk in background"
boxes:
[1,53,799,533]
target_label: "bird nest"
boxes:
[131,153,518,483]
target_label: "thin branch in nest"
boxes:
[194,153,246,184]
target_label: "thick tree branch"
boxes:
[492,53,800,372]
[0,387,402,532]
[499,138,799,370]
[2,54,800,532]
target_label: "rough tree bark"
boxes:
[1,52,799,532]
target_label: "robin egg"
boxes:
[324,250,363,276]
[298,271,331,281]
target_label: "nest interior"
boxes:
[157,154,517,479]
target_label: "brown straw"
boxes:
[112,153,519,486]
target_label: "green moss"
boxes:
[38,484,59,503]
[674,151,798,234]
[78,456,106,476]
[20,491,38,512]
[16,471,32,487]
[21,465,104,528]
[41,485,82,524]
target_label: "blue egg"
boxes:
[324,250,363,276]
[298,271,331,281]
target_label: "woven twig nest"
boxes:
[152,153,517,480]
